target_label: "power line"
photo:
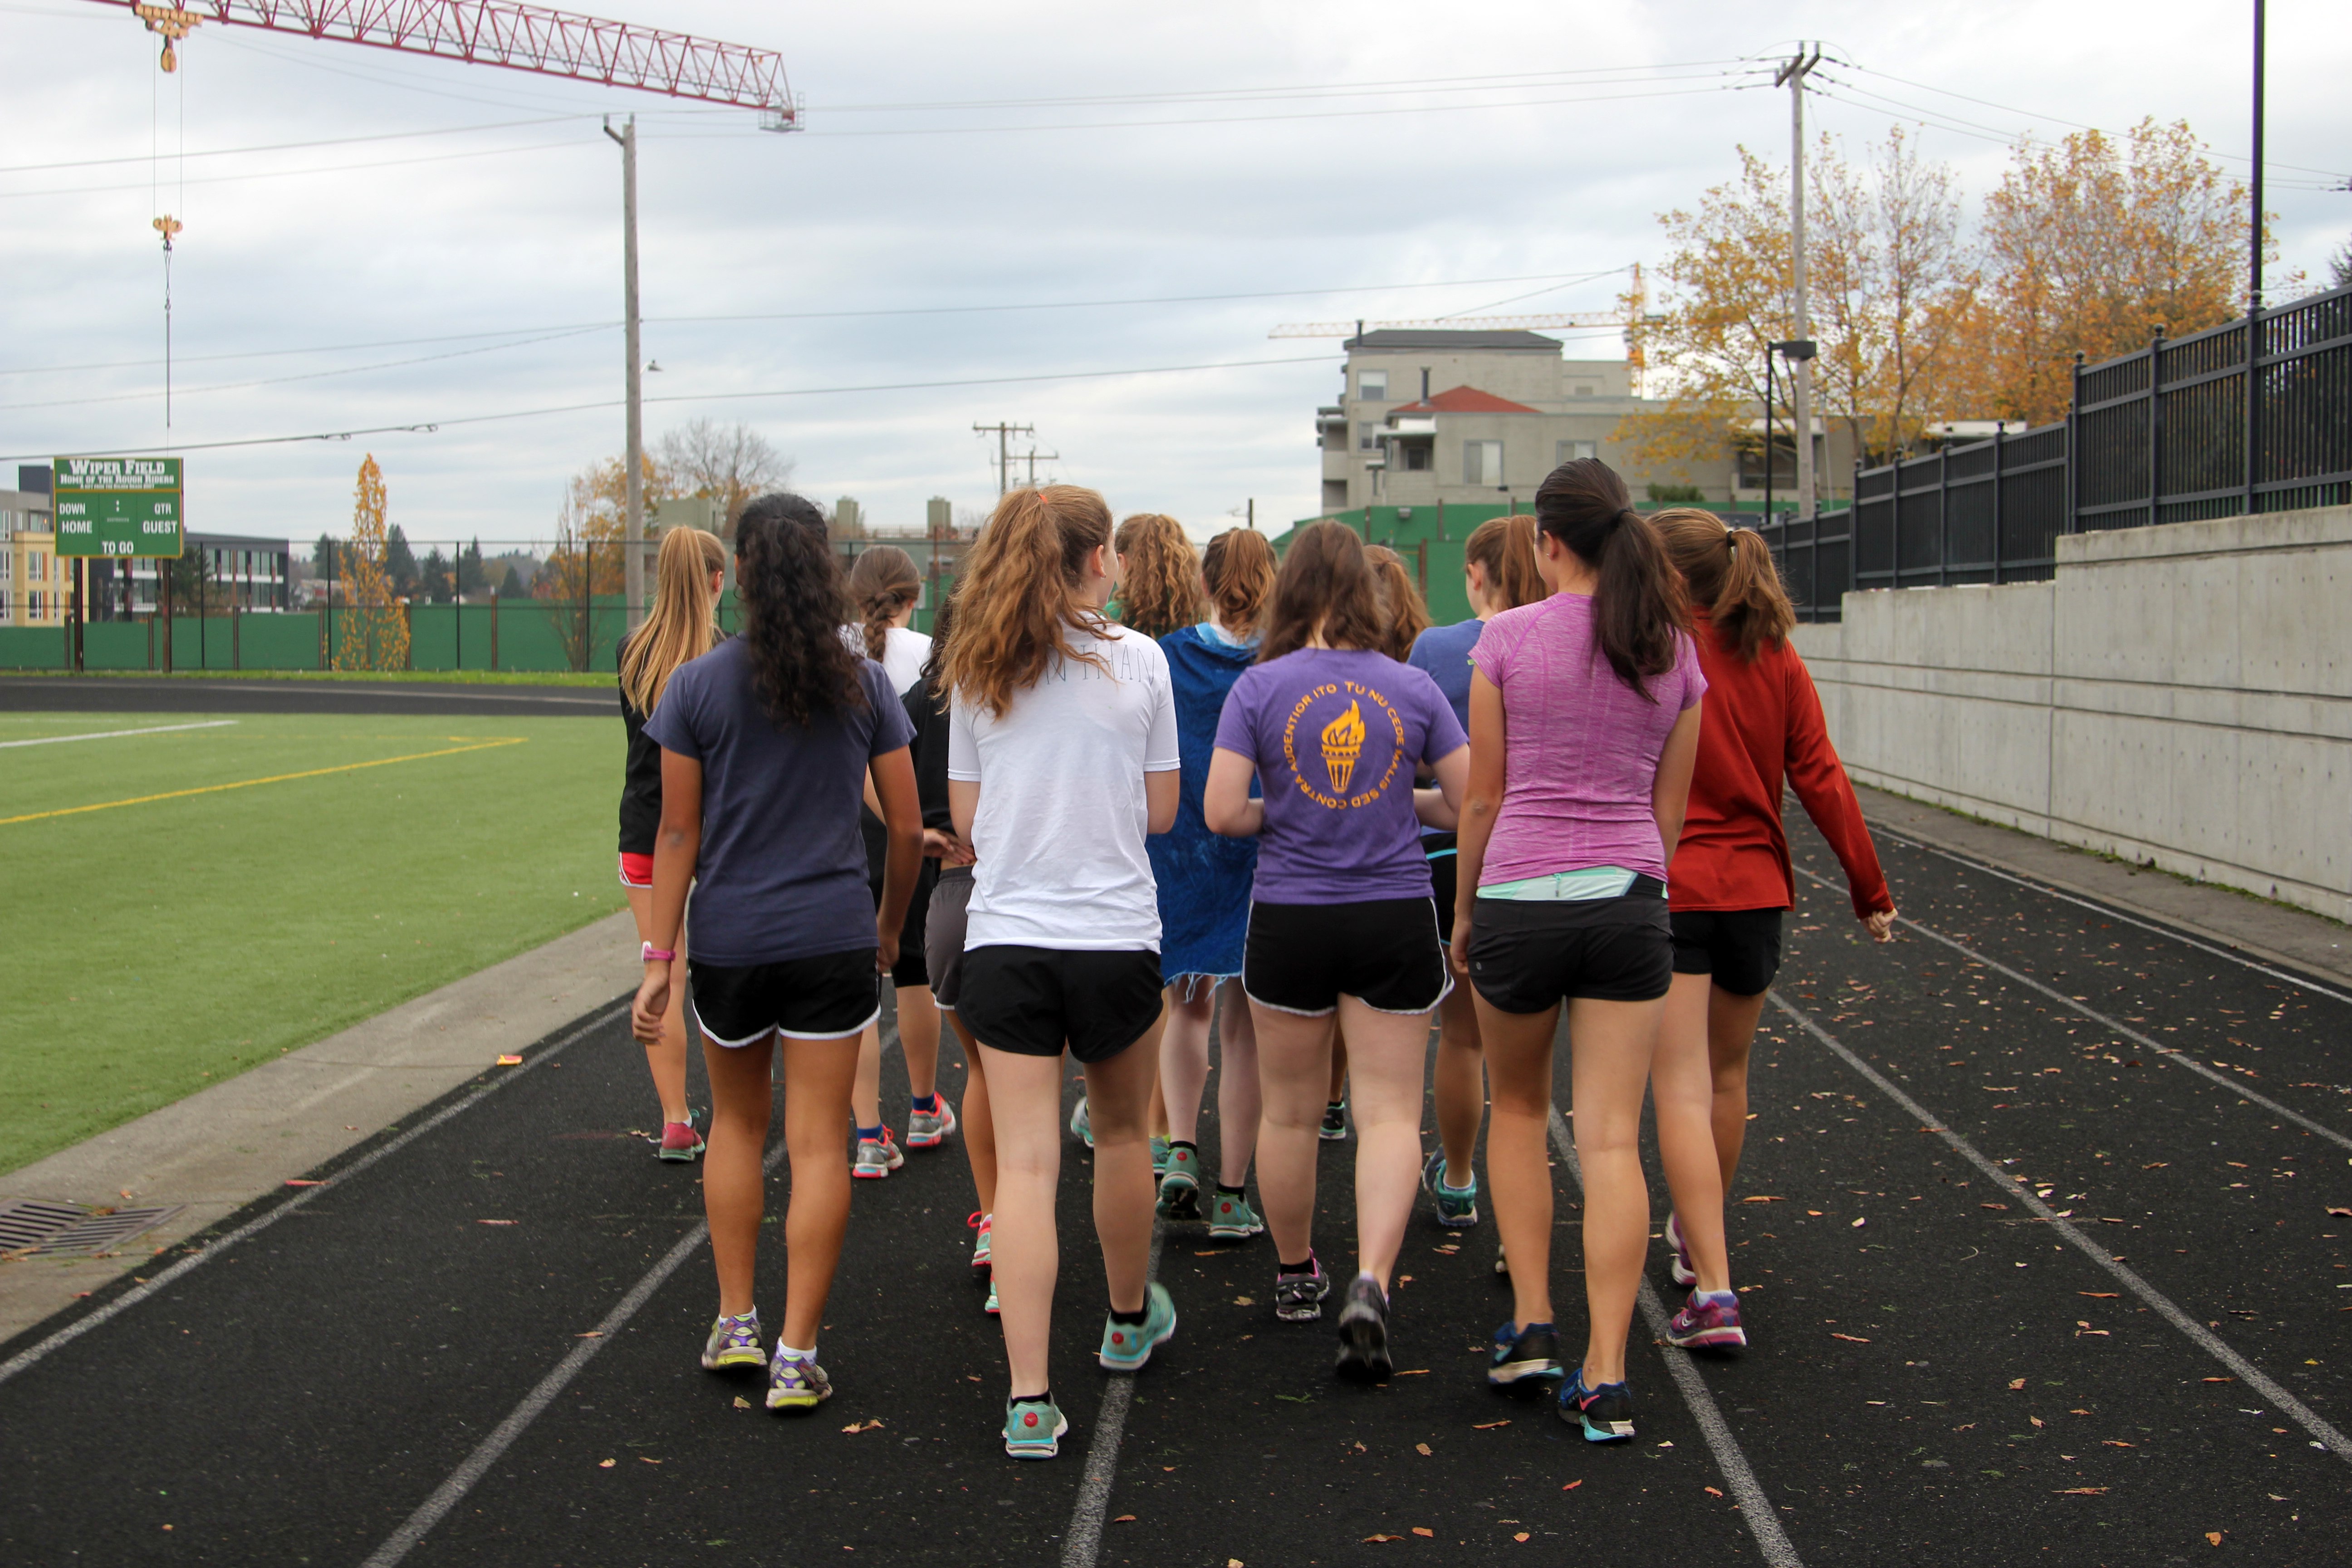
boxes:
[0,114,588,175]
[0,351,1341,462]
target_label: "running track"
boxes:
[2,813,2347,1566]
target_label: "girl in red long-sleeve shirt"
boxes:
[1649,509,1897,1352]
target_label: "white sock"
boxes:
[777,1341,816,1362]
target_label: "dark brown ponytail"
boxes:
[1531,458,1687,698]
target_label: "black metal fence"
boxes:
[1761,280,2352,620]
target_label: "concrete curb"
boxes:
[0,911,640,1344]
[1855,784,2352,990]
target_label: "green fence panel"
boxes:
[238,612,323,670]
[83,622,152,671]
[0,625,68,669]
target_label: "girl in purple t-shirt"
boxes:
[1449,459,1705,1444]
[1204,522,1469,1381]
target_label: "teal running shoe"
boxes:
[1069,1096,1093,1148]
[1151,1135,1170,1177]
[701,1308,764,1372]
[984,1277,1000,1316]
[1156,1142,1202,1221]
[1206,1187,1264,1241]
[1319,1099,1349,1141]
[1421,1148,1480,1228]
[1004,1395,1068,1459]
[1097,1283,1177,1372]
[765,1349,832,1412]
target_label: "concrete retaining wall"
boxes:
[1792,504,2351,925]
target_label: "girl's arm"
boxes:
[949,778,980,847]
[1203,748,1264,837]
[1448,673,1507,974]
[633,748,702,1043]
[1651,705,1702,866]
[1414,743,1470,828]
[1147,768,1181,836]
[870,746,922,970]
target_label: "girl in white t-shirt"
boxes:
[842,546,952,1175]
[943,485,1183,1460]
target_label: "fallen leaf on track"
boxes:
[1362,1535,1403,1543]
[285,1180,324,1188]
[639,1456,661,1465]
[2104,1440,2136,1447]
[2055,1487,2107,1495]
[598,1459,615,1468]
[1473,1420,1511,1430]
[495,1055,524,1066]
[477,1220,517,1225]
[1514,1532,1531,1542]
[2207,1532,2224,1546]
[2009,1378,2028,1390]
[1831,1333,1871,1343]
[1232,1296,1256,1307]
[841,1419,884,1433]
[1395,1369,1429,1375]
[2079,1292,2118,1298]
[1705,1486,1724,1497]
[1980,1202,2009,1210]
[1411,1528,1435,1537]
[576,1331,603,1338]
[1415,1443,1431,1455]
[2328,1207,2352,1218]
[1111,1515,1135,1524]
[733,1396,751,1409]
[1562,1480,1583,1490]
[1740,1195,1784,1203]
[1851,1217,1867,1228]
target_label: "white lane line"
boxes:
[1794,864,2352,1155]
[0,719,236,748]
[1870,830,2352,1007]
[1545,1107,1804,1567]
[1769,991,2352,1465]
[0,1000,628,1390]
[1061,1224,1166,1568]
[359,1137,786,1568]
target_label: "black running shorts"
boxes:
[689,948,881,1046]
[1464,879,1672,1012]
[1244,897,1451,1018]
[923,866,974,1012]
[1424,832,1460,943]
[959,945,1165,1064]
[866,841,936,990]
[1669,907,1784,997]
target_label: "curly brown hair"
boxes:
[734,492,867,729]
[1112,512,1202,640]
[1201,527,1277,637]
[942,485,1117,719]
[1363,545,1432,662]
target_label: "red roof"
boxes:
[1390,385,1541,415]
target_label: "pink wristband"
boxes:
[642,943,676,964]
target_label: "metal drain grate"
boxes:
[34,1206,183,1256]
[0,1199,90,1252]
[0,1199,184,1256]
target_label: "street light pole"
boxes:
[606,115,646,635]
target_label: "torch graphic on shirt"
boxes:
[1320,700,1366,795]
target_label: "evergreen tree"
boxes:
[458,537,487,596]
[385,524,420,599]
[421,547,453,604]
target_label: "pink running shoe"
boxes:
[1665,1288,1747,1350]
[1665,1211,1696,1288]
[658,1115,706,1162]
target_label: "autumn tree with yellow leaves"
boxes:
[334,454,409,671]
[1626,118,2275,481]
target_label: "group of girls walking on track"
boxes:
[615,456,1894,1455]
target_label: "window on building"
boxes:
[1358,369,1388,401]
[1463,441,1504,485]
[1403,443,1430,472]
[1358,421,1378,452]
[1556,440,1598,466]
[1573,384,1597,398]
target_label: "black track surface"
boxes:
[3,812,2346,1566]
[0,675,610,718]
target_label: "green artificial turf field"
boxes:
[0,710,629,1175]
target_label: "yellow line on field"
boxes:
[0,737,528,826]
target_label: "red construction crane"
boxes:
[114,0,797,120]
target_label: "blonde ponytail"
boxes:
[618,525,725,715]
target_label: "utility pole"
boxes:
[1017,446,1061,487]
[2245,0,2266,517]
[973,421,1034,496]
[606,114,646,634]
[1775,43,1823,521]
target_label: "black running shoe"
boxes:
[1274,1258,1332,1322]
[1486,1320,1563,1387]
[1557,1367,1636,1442]
[1334,1274,1392,1382]
[1319,1100,1349,1141]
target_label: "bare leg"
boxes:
[1333,997,1431,1289]
[1654,974,1731,1294]
[1211,980,1261,1187]
[1250,1004,1335,1265]
[897,983,941,1105]
[701,1031,776,1319]
[1566,994,1668,1387]
[948,1010,995,1215]
[1431,982,1484,1186]
[776,1032,859,1349]
[624,885,691,1124]
[1707,989,1770,1192]
[1080,1029,1166,1313]
[852,1021,883,1131]
[1472,995,1561,1330]
[976,1046,1066,1398]
[1158,983,1216,1146]
[1327,1028,1349,1107]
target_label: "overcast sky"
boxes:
[1,0,2345,551]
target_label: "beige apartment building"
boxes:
[0,479,60,627]
[1316,328,1849,513]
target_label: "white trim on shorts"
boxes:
[690,999,881,1049]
